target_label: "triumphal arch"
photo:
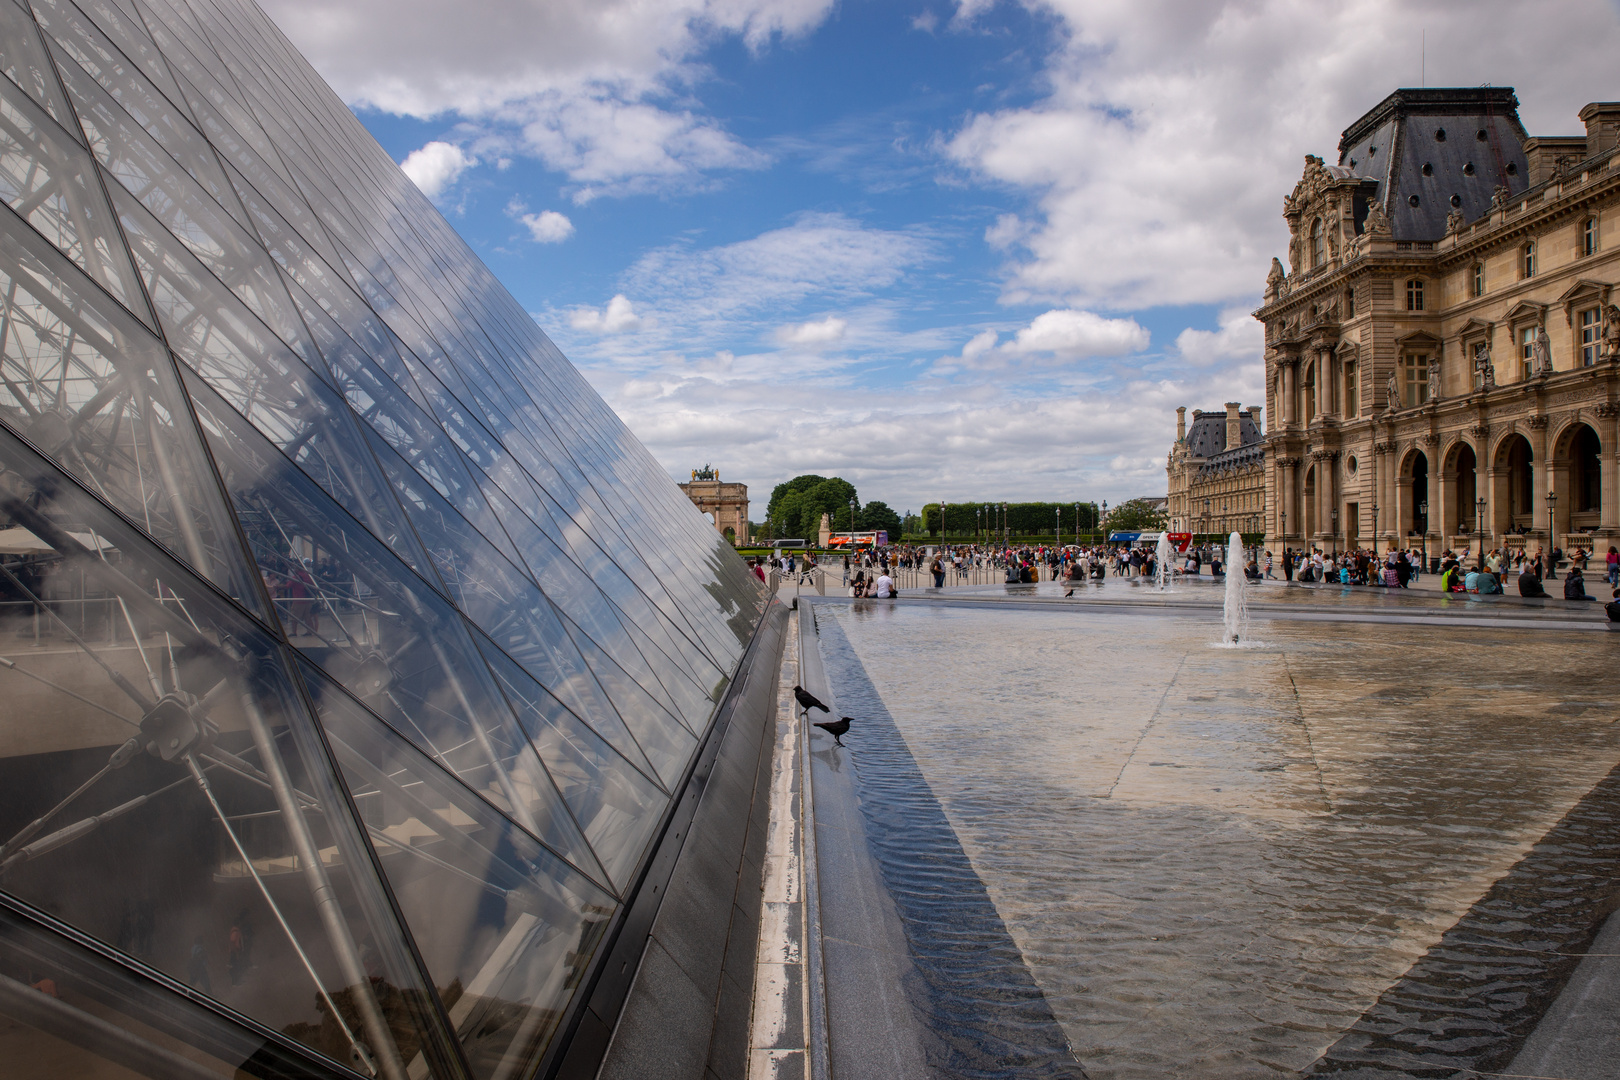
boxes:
[1259,87,1620,559]
[679,466,750,545]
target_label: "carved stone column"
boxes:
[1437,465,1456,543]
[1528,415,1550,535]
[1376,441,1397,542]
[1598,402,1620,531]
[1281,359,1298,426]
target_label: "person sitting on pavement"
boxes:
[1518,567,1549,597]
[873,571,896,598]
[1473,566,1502,594]
[1563,565,1595,601]
[1606,587,1620,623]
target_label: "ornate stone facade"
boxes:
[678,468,750,544]
[1259,88,1620,556]
[1167,403,1268,535]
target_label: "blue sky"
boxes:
[262,0,1620,517]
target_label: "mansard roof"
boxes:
[1338,87,1531,243]
[1183,409,1263,459]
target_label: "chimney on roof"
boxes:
[1224,402,1242,451]
[1247,405,1263,434]
[1580,102,1620,157]
[1176,406,1187,442]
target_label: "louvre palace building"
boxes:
[1259,87,1620,558]
[0,1,783,1079]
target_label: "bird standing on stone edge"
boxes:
[814,716,853,747]
[794,685,829,714]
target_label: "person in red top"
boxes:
[751,559,766,582]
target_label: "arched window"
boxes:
[1584,216,1599,257]
[1310,218,1324,268]
[1472,262,1485,297]
[1523,240,1536,278]
[1406,279,1424,311]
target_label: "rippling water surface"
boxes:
[816,602,1620,1079]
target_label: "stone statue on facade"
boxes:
[1363,198,1391,237]
[1473,342,1496,389]
[1532,326,1553,376]
[1427,359,1441,402]
[1490,185,1511,213]
[1604,304,1620,359]
[1445,208,1466,234]
[1386,368,1399,409]
[1266,257,1286,298]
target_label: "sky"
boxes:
[258,0,1620,518]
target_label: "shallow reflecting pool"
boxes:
[814,600,1620,1078]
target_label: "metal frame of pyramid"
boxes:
[0,0,772,1076]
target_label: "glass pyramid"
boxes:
[0,0,768,1076]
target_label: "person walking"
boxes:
[1607,545,1619,587]
[930,554,946,589]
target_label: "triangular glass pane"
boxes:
[0,0,74,127]
[300,660,616,1080]
[562,612,698,789]
[0,205,261,608]
[0,422,454,1078]
[35,0,254,235]
[178,358,434,580]
[479,639,668,893]
[0,67,148,315]
[85,122,316,367]
[30,0,190,124]
[186,379,607,888]
[108,176,328,416]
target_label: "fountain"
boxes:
[1222,530,1248,644]
[1156,533,1173,591]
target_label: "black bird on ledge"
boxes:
[814,716,853,747]
[794,685,829,714]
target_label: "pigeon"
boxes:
[793,685,829,714]
[814,716,852,747]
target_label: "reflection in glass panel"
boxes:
[0,68,147,314]
[187,380,607,888]
[302,661,614,1080]
[0,205,258,607]
[0,0,74,133]
[0,899,370,1080]
[0,425,449,1078]
[30,0,188,121]
[479,640,664,892]
[34,3,248,232]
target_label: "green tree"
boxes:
[766,475,827,520]
[859,500,901,535]
[1106,498,1167,532]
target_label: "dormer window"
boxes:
[1406,279,1424,311]
[1310,218,1325,267]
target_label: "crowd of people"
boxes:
[746,539,1620,619]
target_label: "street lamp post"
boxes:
[1418,500,1428,570]
[1371,502,1379,554]
[1546,490,1558,578]
[1055,506,1061,549]
[1330,507,1339,556]
[1475,497,1487,564]
[1100,500,1107,547]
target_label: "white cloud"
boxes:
[947,309,1149,368]
[945,0,1620,310]
[624,213,933,318]
[569,294,645,333]
[399,141,473,200]
[262,0,836,197]
[1175,307,1264,366]
[777,316,848,346]
[519,209,575,243]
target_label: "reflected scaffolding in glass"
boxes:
[0,204,259,608]
[0,423,455,1078]
[301,660,614,1080]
